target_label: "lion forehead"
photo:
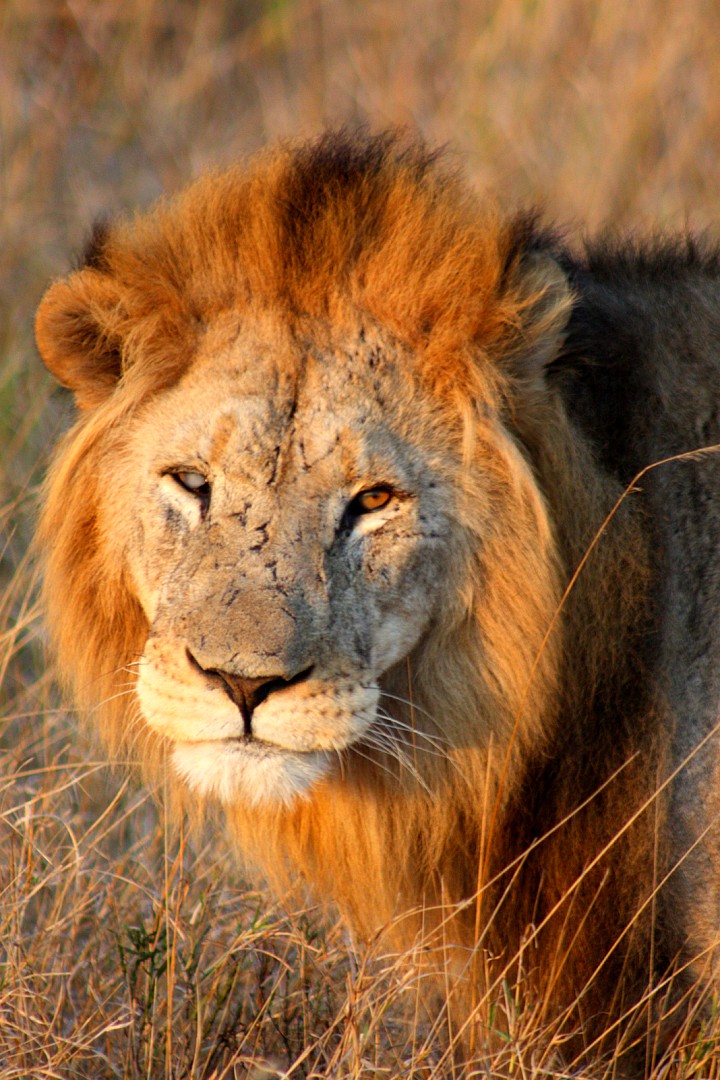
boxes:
[136,317,436,497]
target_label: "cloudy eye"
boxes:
[173,471,211,498]
[346,487,393,518]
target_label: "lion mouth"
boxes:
[207,733,315,754]
[173,732,308,753]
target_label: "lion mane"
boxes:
[35,131,720,1056]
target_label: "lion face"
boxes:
[123,314,458,805]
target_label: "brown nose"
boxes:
[213,671,282,728]
[186,650,312,736]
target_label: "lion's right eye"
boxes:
[172,471,211,498]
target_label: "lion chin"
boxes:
[35,127,720,1066]
[171,740,330,807]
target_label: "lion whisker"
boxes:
[374,704,457,763]
[92,687,137,711]
[358,728,432,794]
[372,687,445,731]
[353,742,431,794]
[373,708,449,754]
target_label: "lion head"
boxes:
[36,130,568,812]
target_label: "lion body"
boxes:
[36,133,720,1056]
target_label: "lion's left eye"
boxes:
[346,487,393,516]
[173,471,211,497]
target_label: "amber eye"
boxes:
[347,487,393,517]
[173,471,211,498]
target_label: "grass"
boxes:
[2,0,720,1075]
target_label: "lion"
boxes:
[35,130,720,1063]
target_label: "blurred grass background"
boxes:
[2,1,720,1076]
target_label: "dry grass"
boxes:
[2,1,720,1075]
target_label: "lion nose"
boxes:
[186,649,312,736]
[213,671,281,726]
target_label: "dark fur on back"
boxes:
[555,234,720,480]
[535,232,720,1028]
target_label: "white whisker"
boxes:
[370,687,443,728]
[374,708,448,756]
[358,727,432,794]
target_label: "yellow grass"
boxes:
[2,1,720,1075]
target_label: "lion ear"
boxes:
[507,251,573,378]
[35,269,126,410]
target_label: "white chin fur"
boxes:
[172,740,330,807]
